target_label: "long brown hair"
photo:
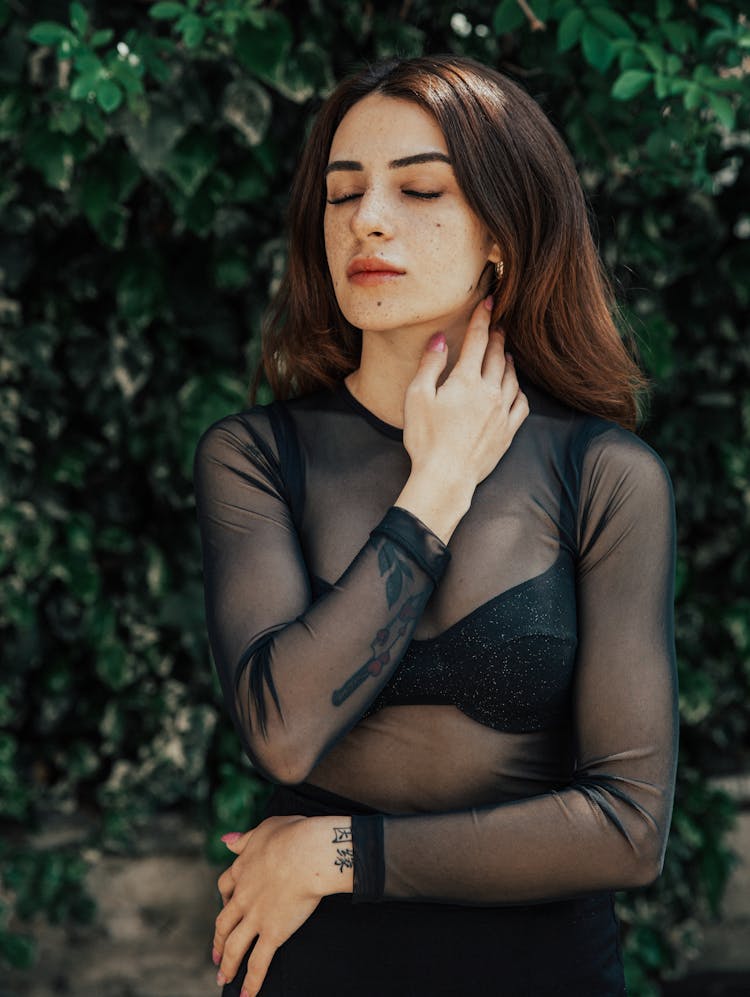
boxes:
[249,55,651,431]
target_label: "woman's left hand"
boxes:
[212,814,327,995]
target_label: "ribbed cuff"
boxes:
[351,813,385,903]
[370,506,451,586]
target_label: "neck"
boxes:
[345,300,479,429]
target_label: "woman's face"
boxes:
[323,94,500,338]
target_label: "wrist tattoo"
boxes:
[332,825,353,874]
[334,846,354,873]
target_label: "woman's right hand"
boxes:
[403,295,529,492]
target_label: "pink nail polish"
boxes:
[240,990,250,997]
[216,970,226,985]
[220,832,242,844]
[427,332,446,352]
[484,295,494,310]
[212,947,221,966]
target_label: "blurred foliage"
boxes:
[0,1,748,993]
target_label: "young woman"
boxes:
[193,54,678,997]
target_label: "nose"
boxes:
[349,186,393,240]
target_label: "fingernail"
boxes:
[220,832,242,844]
[505,352,513,362]
[212,947,221,966]
[484,295,494,310]
[216,970,226,985]
[240,990,250,997]
[427,332,446,352]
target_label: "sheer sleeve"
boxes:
[192,408,451,786]
[350,425,679,905]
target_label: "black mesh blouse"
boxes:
[192,365,678,908]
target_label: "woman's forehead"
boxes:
[328,94,449,164]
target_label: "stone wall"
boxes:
[3,789,749,997]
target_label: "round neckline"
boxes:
[336,379,404,441]
[335,365,532,442]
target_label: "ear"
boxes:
[487,242,502,266]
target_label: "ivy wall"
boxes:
[1,2,748,993]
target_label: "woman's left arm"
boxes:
[342,426,679,906]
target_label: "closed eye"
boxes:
[326,191,442,205]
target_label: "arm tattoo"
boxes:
[331,541,430,707]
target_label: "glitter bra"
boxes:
[312,550,578,734]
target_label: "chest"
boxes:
[359,549,579,733]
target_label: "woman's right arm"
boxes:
[193,297,527,786]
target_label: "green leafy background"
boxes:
[1,2,748,993]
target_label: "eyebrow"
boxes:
[324,152,452,177]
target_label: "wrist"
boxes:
[306,815,354,898]
[395,470,473,544]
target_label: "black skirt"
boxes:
[222,780,627,997]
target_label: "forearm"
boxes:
[349,773,674,906]
[225,505,451,784]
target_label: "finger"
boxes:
[499,351,520,404]
[407,330,448,394]
[240,935,279,997]
[214,899,243,959]
[453,295,493,377]
[222,829,253,853]
[507,387,530,430]
[217,923,260,987]
[217,867,236,907]
[480,328,507,382]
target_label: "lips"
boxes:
[346,257,405,277]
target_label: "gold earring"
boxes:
[495,260,504,280]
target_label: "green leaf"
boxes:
[178,12,205,48]
[22,123,75,189]
[683,83,703,111]
[69,1,88,36]
[221,78,271,146]
[557,8,584,51]
[90,28,114,48]
[235,11,293,78]
[660,20,693,53]
[163,128,218,196]
[708,93,735,130]
[51,103,82,135]
[70,73,98,100]
[701,4,734,29]
[27,21,75,46]
[96,78,122,113]
[588,7,635,41]
[96,639,129,690]
[149,2,186,19]
[656,0,673,19]
[639,42,666,71]
[611,70,653,100]
[653,71,670,99]
[581,23,615,71]
[493,0,525,34]
[0,931,35,969]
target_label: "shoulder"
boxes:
[192,402,282,482]
[573,415,675,526]
[579,416,673,487]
